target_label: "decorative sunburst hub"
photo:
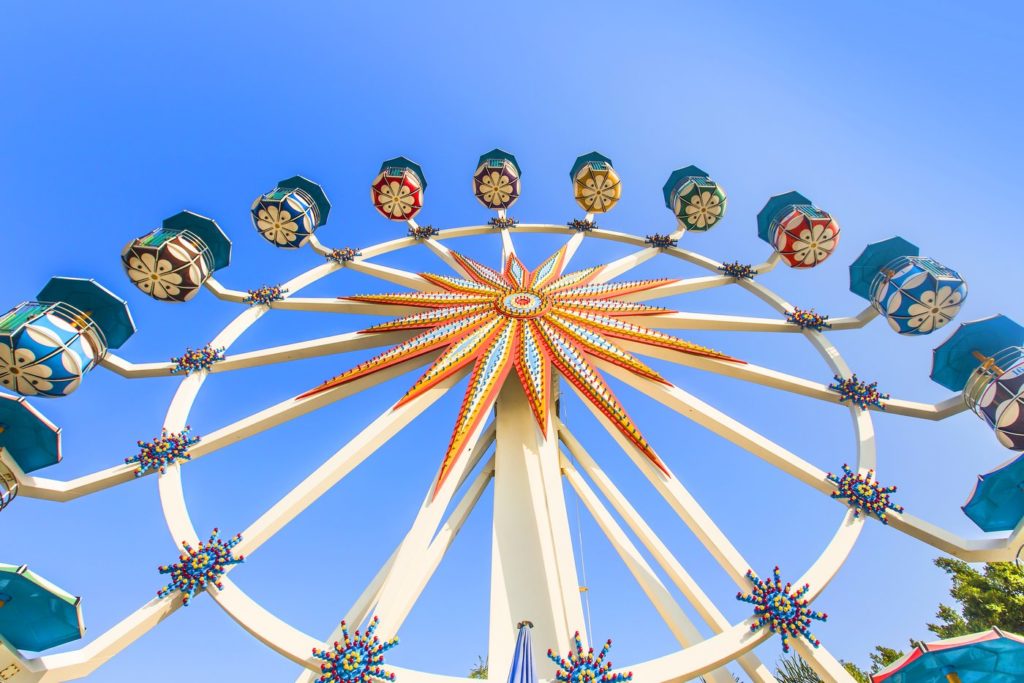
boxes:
[300,245,744,495]
[497,290,549,318]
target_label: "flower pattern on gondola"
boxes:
[121,230,211,302]
[972,351,1024,450]
[871,258,968,336]
[0,312,97,397]
[371,169,423,220]
[771,209,840,268]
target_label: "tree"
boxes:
[867,645,904,674]
[468,656,488,679]
[772,653,872,683]
[927,558,1024,638]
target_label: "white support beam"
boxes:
[558,425,777,683]
[634,304,879,334]
[100,329,412,379]
[375,455,494,632]
[791,639,858,683]
[561,231,586,270]
[422,238,475,279]
[564,378,754,587]
[295,429,495,683]
[489,380,586,680]
[560,455,737,683]
[370,421,497,635]
[615,337,969,421]
[236,367,463,557]
[499,229,516,263]
[345,259,439,292]
[23,596,184,681]
[593,246,660,284]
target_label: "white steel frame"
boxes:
[3,220,1022,683]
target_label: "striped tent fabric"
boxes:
[506,621,537,683]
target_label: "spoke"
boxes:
[100,330,414,379]
[235,365,466,557]
[592,245,661,284]
[422,237,476,279]
[295,453,497,683]
[561,231,586,271]
[499,227,516,263]
[563,376,755,586]
[618,274,735,302]
[558,425,776,683]
[192,353,435,462]
[373,455,494,632]
[345,258,440,292]
[613,336,969,420]
[632,304,879,333]
[791,640,859,683]
[560,455,737,683]
[23,595,184,680]
[370,416,499,639]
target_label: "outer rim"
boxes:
[155,224,868,681]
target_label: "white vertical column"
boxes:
[489,378,586,680]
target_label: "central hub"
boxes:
[497,290,548,318]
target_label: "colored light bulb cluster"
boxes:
[718,261,757,279]
[312,616,398,683]
[125,428,200,477]
[785,307,832,332]
[243,284,288,306]
[170,345,225,375]
[547,631,633,683]
[327,248,362,264]
[829,374,889,410]
[157,528,243,606]
[489,216,519,229]
[407,225,439,239]
[737,566,827,652]
[567,218,597,232]
[826,464,903,524]
[644,233,678,249]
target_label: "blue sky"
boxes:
[2,2,1023,680]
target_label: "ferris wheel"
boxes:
[1,150,1023,683]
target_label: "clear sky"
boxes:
[2,2,1023,681]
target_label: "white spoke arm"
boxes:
[557,425,777,683]
[345,258,439,292]
[593,246,661,284]
[295,426,497,683]
[634,304,879,333]
[99,329,412,379]
[500,228,516,263]
[422,237,475,279]
[602,363,1021,562]
[565,379,754,586]
[372,454,494,633]
[792,640,859,683]
[620,339,968,420]
[24,596,184,681]
[560,454,738,683]
[235,367,464,557]
[15,354,434,502]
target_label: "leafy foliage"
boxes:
[772,654,871,682]
[927,558,1024,638]
[468,656,488,679]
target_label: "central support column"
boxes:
[489,378,586,680]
